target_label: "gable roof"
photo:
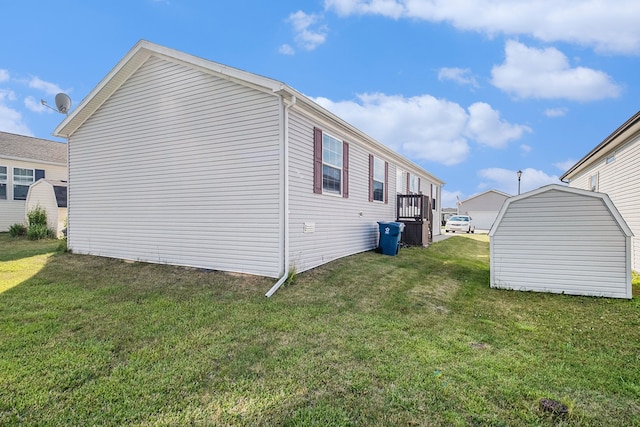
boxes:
[489,184,633,237]
[53,40,444,186]
[459,189,511,204]
[0,131,67,165]
[560,110,640,182]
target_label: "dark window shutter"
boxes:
[384,161,389,204]
[368,154,374,202]
[313,127,323,194]
[342,142,349,198]
[406,173,410,194]
[418,178,421,194]
[35,169,45,181]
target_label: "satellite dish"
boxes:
[54,93,72,114]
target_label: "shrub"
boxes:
[27,205,48,228]
[8,223,28,237]
[27,224,55,240]
[25,205,56,240]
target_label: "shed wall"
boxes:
[68,56,283,277]
[491,189,630,298]
[25,181,60,234]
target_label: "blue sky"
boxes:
[2,1,640,207]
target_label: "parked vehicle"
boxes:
[445,215,475,233]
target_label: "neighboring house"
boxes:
[458,189,511,230]
[0,132,67,231]
[53,40,444,287]
[25,179,68,237]
[560,110,640,272]
[490,185,633,299]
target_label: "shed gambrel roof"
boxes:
[53,39,444,186]
[489,184,633,237]
[561,110,640,182]
[0,131,67,165]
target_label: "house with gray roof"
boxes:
[0,131,67,231]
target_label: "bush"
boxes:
[8,223,27,237]
[27,205,48,228]
[25,205,56,240]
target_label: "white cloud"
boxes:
[437,67,479,87]
[491,41,621,101]
[0,69,9,83]
[313,93,528,166]
[441,189,463,209]
[0,105,32,135]
[544,107,568,117]
[324,0,640,54]
[28,77,64,96]
[279,44,295,55]
[478,167,561,195]
[554,159,577,172]
[287,11,328,51]
[24,96,50,113]
[520,144,532,153]
[466,102,531,148]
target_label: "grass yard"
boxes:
[1,233,639,426]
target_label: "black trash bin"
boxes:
[377,221,404,255]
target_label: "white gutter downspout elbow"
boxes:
[266,94,296,297]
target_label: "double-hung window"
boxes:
[314,127,349,197]
[369,155,387,203]
[13,168,34,200]
[322,133,343,194]
[0,166,7,200]
[409,174,419,194]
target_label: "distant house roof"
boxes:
[560,110,640,182]
[0,131,67,165]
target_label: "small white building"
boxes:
[0,132,67,231]
[561,110,640,272]
[25,179,68,238]
[53,40,444,287]
[490,185,633,299]
[458,189,511,230]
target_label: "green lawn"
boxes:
[1,233,639,426]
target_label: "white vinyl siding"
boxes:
[491,187,632,298]
[68,56,283,277]
[567,134,640,272]
[287,111,397,273]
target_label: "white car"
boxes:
[445,215,475,233]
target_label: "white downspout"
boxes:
[266,94,296,297]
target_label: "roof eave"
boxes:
[561,110,640,181]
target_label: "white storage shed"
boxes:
[25,179,68,238]
[489,185,633,299]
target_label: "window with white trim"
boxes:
[590,173,598,192]
[396,169,404,193]
[13,168,34,200]
[409,174,419,194]
[322,133,343,194]
[372,157,385,202]
[0,166,6,200]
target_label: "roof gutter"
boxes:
[266,93,296,297]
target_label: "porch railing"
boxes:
[397,194,431,222]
